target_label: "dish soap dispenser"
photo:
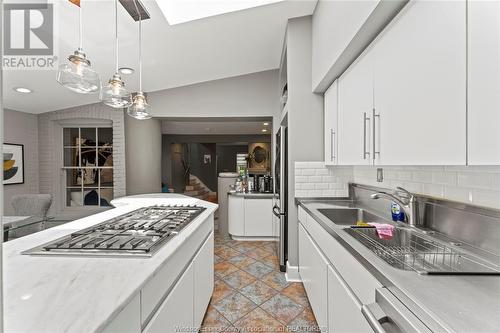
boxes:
[391,202,405,222]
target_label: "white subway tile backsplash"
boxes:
[444,186,473,203]
[315,168,330,176]
[309,176,323,183]
[296,162,500,209]
[472,189,500,208]
[295,176,308,183]
[457,173,492,189]
[431,171,457,186]
[301,169,315,176]
[294,162,353,198]
[315,183,330,190]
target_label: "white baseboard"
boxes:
[285,261,301,282]
[230,235,278,242]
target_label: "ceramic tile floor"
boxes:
[200,233,321,332]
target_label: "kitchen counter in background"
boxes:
[3,194,218,333]
[228,191,277,199]
[228,192,279,240]
[296,197,500,333]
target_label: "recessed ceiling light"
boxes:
[13,87,33,94]
[118,67,134,75]
[156,0,284,25]
[262,129,268,132]
[263,122,269,126]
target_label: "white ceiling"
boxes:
[161,118,272,135]
[3,0,317,113]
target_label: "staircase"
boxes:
[183,175,211,201]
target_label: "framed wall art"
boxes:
[3,143,25,185]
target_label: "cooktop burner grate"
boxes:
[22,205,206,257]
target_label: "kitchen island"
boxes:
[3,194,218,333]
[227,191,278,240]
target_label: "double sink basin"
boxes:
[317,207,500,275]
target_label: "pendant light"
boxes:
[100,0,132,108]
[56,0,100,94]
[127,0,152,120]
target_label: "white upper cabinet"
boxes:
[373,0,466,165]
[324,80,338,165]
[337,47,375,165]
[467,0,500,165]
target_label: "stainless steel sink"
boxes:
[345,227,500,275]
[318,208,383,225]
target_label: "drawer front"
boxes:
[103,293,141,333]
[328,265,373,333]
[303,212,382,304]
[193,232,215,327]
[141,215,213,325]
[298,224,329,331]
[143,263,195,333]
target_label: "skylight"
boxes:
[156,0,284,25]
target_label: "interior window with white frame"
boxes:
[62,127,114,207]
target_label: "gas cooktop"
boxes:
[23,205,206,258]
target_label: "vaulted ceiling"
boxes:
[3,0,317,113]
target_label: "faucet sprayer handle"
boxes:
[396,187,414,201]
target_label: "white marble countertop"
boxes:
[3,194,218,333]
[297,199,500,333]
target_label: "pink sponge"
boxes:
[368,223,395,240]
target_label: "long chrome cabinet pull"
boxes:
[363,112,371,159]
[372,108,380,161]
[361,304,388,333]
[331,129,336,162]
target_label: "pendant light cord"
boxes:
[134,0,142,92]
[115,0,118,73]
[132,0,142,92]
[79,2,83,50]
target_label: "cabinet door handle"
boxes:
[330,129,336,161]
[372,108,380,161]
[363,112,371,159]
[362,304,388,333]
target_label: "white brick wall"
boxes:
[295,162,353,197]
[294,162,500,209]
[354,165,500,209]
[38,104,126,216]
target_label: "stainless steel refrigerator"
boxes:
[273,126,287,272]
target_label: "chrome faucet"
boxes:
[370,187,419,226]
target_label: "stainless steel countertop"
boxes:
[297,198,500,333]
[228,192,276,199]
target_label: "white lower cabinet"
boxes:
[299,210,382,333]
[105,230,215,333]
[228,196,275,238]
[245,199,273,236]
[193,233,215,328]
[328,265,373,333]
[143,263,195,333]
[103,294,141,333]
[298,224,328,331]
[228,196,245,236]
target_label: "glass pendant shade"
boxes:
[127,92,152,119]
[56,49,100,94]
[100,74,132,108]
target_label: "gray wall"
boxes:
[286,17,324,267]
[162,134,270,192]
[149,70,280,119]
[125,116,162,195]
[150,70,281,179]
[3,109,39,215]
